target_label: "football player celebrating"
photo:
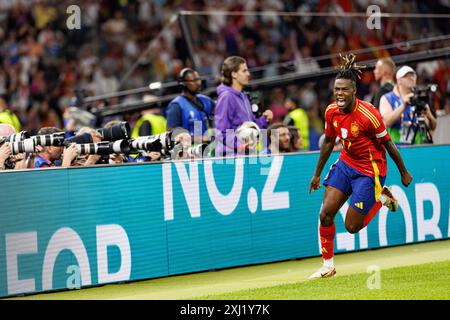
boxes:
[308,54,413,279]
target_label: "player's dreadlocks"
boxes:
[336,53,366,85]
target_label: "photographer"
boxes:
[72,127,104,166]
[104,120,133,164]
[379,66,437,144]
[34,127,68,168]
[0,124,15,170]
[166,68,214,144]
[0,123,33,170]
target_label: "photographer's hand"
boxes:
[401,92,414,107]
[26,153,36,168]
[62,143,78,167]
[84,154,101,166]
[149,151,161,161]
[14,153,28,170]
[262,110,273,123]
[422,104,437,131]
[0,143,11,169]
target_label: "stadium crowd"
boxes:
[0,0,449,170]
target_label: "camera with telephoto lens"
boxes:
[0,131,35,155]
[76,142,110,155]
[32,132,66,147]
[171,143,209,160]
[76,140,131,156]
[9,138,36,154]
[110,140,131,154]
[411,84,438,115]
[0,132,33,168]
[130,131,175,155]
[0,131,30,144]
[64,132,94,145]
[97,122,131,141]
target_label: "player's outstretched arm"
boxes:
[382,138,413,187]
[309,136,336,194]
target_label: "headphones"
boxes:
[178,68,195,88]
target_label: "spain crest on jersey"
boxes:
[351,121,359,137]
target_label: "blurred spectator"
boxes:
[283,95,310,150]
[372,57,396,109]
[0,0,447,141]
[268,87,287,123]
[288,125,302,152]
[132,94,167,138]
[0,96,21,132]
[262,123,291,154]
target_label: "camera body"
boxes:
[97,122,131,142]
[244,90,263,117]
[410,84,438,115]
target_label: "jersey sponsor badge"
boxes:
[351,121,359,137]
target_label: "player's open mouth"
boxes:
[336,98,346,107]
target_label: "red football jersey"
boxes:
[324,98,390,177]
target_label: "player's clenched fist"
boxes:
[401,171,413,187]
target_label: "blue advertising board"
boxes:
[0,145,449,297]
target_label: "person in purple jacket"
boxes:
[214,56,273,157]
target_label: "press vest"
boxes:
[383,91,421,144]
[287,108,309,150]
[132,114,167,138]
[167,95,213,136]
[0,109,21,132]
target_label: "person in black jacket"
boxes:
[372,57,396,110]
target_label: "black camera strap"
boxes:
[181,95,207,114]
[181,95,214,127]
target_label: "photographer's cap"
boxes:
[396,66,416,80]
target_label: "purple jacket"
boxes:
[214,84,268,156]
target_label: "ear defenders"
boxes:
[178,68,195,88]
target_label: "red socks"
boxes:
[319,223,336,260]
[362,201,382,228]
[319,202,382,261]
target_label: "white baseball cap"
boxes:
[396,66,416,80]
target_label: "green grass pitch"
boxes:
[198,260,450,300]
[7,239,449,300]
